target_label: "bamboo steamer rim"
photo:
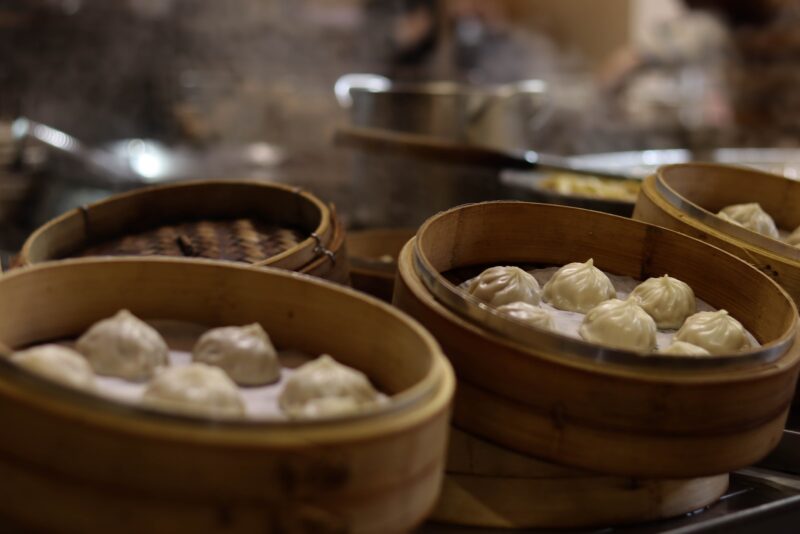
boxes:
[400,238,800,386]
[0,257,454,447]
[655,163,800,262]
[18,179,335,271]
[410,202,799,381]
[347,228,416,276]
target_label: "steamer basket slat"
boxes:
[394,201,800,477]
[0,258,454,533]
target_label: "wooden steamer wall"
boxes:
[393,201,800,528]
[0,258,454,533]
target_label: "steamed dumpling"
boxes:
[143,363,245,418]
[495,301,554,331]
[76,310,168,381]
[467,266,541,307]
[717,203,778,239]
[659,341,711,357]
[579,299,656,352]
[11,344,95,390]
[543,259,616,313]
[674,310,751,354]
[279,355,380,419]
[629,275,696,329]
[193,323,279,386]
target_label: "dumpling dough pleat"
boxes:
[143,363,246,418]
[467,266,541,307]
[76,310,168,381]
[543,259,616,313]
[279,355,380,419]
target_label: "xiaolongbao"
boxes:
[543,258,616,313]
[579,299,656,352]
[279,355,380,419]
[495,301,553,331]
[629,275,696,329]
[467,266,541,307]
[11,344,95,390]
[193,323,279,385]
[659,341,711,357]
[143,363,245,418]
[674,310,751,354]
[717,203,779,239]
[76,310,168,381]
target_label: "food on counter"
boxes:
[579,299,657,352]
[543,258,616,313]
[279,354,380,419]
[675,310,751,354]
[11,344,95,390]
[467,266,541,307]
[717,203,779,239]
[143,363,246,418]
[540,173,640,202]
[76,309,168,381]
[629,275,696,329]
[495,301,554,331]
[193,323,279,386]
[659,341,711,357]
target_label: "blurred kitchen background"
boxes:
[1,0,799,265]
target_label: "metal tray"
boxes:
[420,469,800,533]
[502,148,800,216]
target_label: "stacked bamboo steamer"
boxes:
[394,201,800,529]
[0,257,454,533]
[634,163,800,307]
[17,179,349,283]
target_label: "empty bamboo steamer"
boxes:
[393,201,800,477]
[18,179,349,283]
[347,228,415,302]
[0,258,454,533]
[634,162,800,306]
[432,428,728,529]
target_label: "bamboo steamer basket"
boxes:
[634,163,800,306]
[347,228,415,302]
[430,428,728,529]
[0,257,454,534]
[17,179,349,284]
[393,201,800,478]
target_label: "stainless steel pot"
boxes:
[336,74,549,150]
[335,73,550,228]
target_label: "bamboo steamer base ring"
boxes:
[432,429,728,529]
[394,213,800,477]
[432,471,728,529]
